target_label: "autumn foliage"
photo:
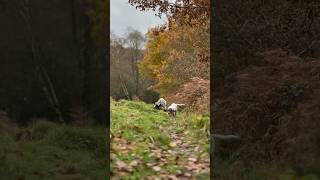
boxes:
[134,0,210,99]
[129,0,210,26]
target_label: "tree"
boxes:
[110,33,131,99]
[138,21,209,95]
[128,0,210,27]
[14,0,64,122]
[0,0,107,124]
[131,0,210,96]
[125,28,145,97]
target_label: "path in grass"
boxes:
[110,100,210,179]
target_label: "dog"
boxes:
[164,103,185,117]
[154,98,167,110]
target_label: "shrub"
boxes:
[46,127,105,154]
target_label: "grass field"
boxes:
[0,119,106,180]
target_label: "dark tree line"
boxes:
[0,0,107,125]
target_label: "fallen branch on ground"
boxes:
[211,134,240,140]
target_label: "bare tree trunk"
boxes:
[71,0,77,43]
[81,2,93,114]
[119,75,130,100]
[135,51,139,97]
[131,55,135,77]
[17,0,64,122]
[136,70,139,96]
[71,0,88,109]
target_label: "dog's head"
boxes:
[154,104,161,109]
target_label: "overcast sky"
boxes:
[111,0,166,37]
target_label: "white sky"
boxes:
[110,0,167,37]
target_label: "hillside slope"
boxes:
[0,117,106,180]
[110,99,210,179]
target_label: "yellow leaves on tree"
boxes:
[139,21,210,96]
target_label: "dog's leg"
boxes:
[169,111,173,121]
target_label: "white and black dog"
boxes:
[153,98,167,110]
[164,103,185,117]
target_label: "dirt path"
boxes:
[145,119,210,180]
[111,120,210,179]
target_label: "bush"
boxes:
[46,127,105,155]
[213,50,320,169]
[29,119,58,140]
[0,111,18,136]
[140,89,160,104]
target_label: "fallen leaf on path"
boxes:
[110,153,117,160]
[146,163,154,167]
[129,160,139,167]
[168,175,180,180]
[188,157,198,162]
[169,142,177,147]
[194,146,199,151]
[184,172,192,177]
[115,160,126,169]
[152,166,161,172]
[115,160,134,172]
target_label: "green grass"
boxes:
[111,100,173,176]
[0,120,106,180]
[111,99,210,179]
[111,99,170,145]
